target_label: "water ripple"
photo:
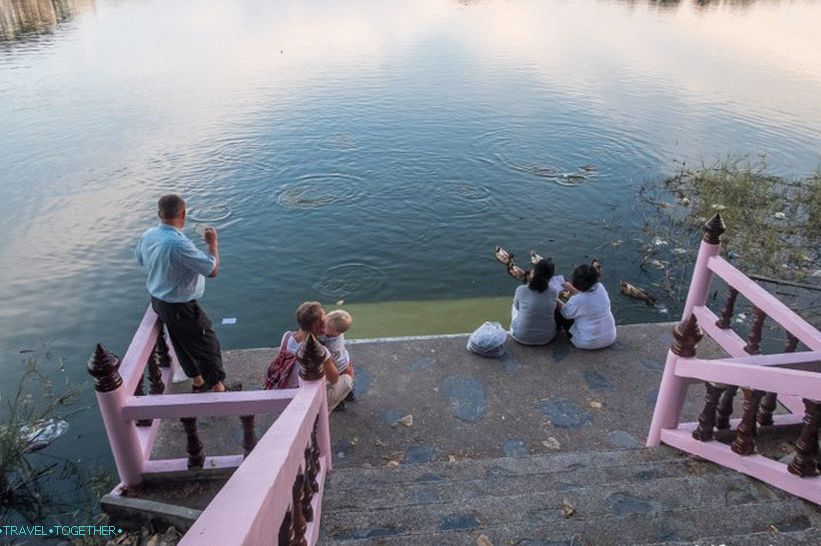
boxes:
[276,173,364,210]
[312,263,386,298]
[188,204,232,223]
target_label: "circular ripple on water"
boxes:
[478,128,597,187]
[276,173,363,209]
[437,180,493,220]
[406,180,494,222]
[187,204,233,222]
[312,263,386,298]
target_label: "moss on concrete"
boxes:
[328,296,514,339]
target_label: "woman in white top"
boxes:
[559,263,617,350]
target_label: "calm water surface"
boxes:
[2,0,820,474]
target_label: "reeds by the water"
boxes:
[638,157,820,325]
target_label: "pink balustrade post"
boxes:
[298,335,333,472]
[88,344,144,486]
[316,393,332,472]
[647,213,725,446]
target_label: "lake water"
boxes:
[2,0,820,488]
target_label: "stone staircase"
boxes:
[136,326,820,544]
[319,446,820,545]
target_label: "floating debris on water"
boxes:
[773,211,786,219]
[19,419,69,452]
[671,247,688,255]
[648,259,666,269]
[652,236,668,246]
[711,204,727,211]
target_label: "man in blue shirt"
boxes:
[136,194,236,393]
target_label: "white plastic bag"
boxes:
[19,418,69,452]
[467,321,508,358]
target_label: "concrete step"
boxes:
[327,446,689,489]
[321,471,797,535]
[324,451,732,511]
[649,527,821,545]
[320,446,820,545]
[320,499,819,545]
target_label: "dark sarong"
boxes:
[151,297,226,388]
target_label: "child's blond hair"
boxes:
[326,309,352,334]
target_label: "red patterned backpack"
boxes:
[264,332,298,389]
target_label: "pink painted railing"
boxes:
[647,213,821,505]
[180,379,329,545]
[89,307,332,545]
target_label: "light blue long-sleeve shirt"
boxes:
[135,224,216,303]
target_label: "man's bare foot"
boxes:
[214,381,242,392]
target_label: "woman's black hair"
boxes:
[571,264,599,292]
[528,259,555,293]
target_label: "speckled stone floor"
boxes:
[150,322,723,467]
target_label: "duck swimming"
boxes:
[620,281,655,305]
[495,246,514,266]
[507,262,529,282]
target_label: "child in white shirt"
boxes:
[321,310,355,402]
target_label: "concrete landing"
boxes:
[322,323,703,467]
[149,322,712,466]
[118,322,802,533]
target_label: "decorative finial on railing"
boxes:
[702,212,726,245]
[671,315,703,358]
[87,344,122,393]
[297,334,326,381]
